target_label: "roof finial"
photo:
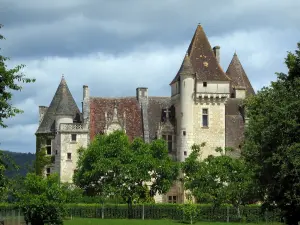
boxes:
[234,50,237,56]
[62,74,64,79]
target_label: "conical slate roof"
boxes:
[170,24,229,84]
[36,76,81,134]
[170,54,194,84]
[226,53,255,96]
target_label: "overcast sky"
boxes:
[0,0,299,153]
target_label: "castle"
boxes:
[35,24,255,203]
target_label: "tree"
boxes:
[74,130,179,218]
[182,145,256,218]
[16,173,67,225]
[0,24,35,128]
[242,43,300,225]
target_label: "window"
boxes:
[184,151,187,156]
[46,167,50,177]
[202,108,209,127]
[162,135,172,153]
[55,150,58,155]
[71,134,77,142]
[67,153,72,160]
[168,196,177,203]
[203,82,207,87]
[183,131,186,136]
[46,139,51,155]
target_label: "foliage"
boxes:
[242,42,300,225]
[0,24,36,128]
[0,150,19,201]
[182,144,256,217]
[61,183,84,204]
[16,173,67,225]
[179,195,198,224]
[3,150,35,178]
[34,146,52,176]
[74,130,179,218]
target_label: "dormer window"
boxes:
[203,82,207,87]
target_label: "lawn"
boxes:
[63,218,282,225]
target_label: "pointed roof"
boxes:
[170,24,229,84]
[226,53,255,96]
[170,53,194,84]
[36,76,81,134]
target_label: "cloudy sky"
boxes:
[0,0,299,153]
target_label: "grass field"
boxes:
[63,218,282,225]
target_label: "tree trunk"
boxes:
[127,197,133,219]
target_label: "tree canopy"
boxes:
[0,24,36,128]
[182,145,256,216]
[16,173,67,225]
[242,43,300,225]
[74,130,179,217]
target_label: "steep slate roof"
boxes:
[170,54,194,84]
[226,53,255,96]
[36,77,81,134]
[173,24,229,82]
[147,97,174,140]
[89,97,143,141]
[225,98,245,157]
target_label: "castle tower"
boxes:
[35,76,88,182]
[170,24,231,161]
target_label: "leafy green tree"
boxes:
[182,145,256,217]
[242,43,300,225]
[16,173,67,225]
[0,150,19,202]
[74,130,179,218]
[0,24,35,128]
[179,194,198,224]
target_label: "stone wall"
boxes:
[193,101,226,159]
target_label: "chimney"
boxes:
[39,106,48,125]
[136,87,148,103]
[213,46,220,64]
[83,85,89,99]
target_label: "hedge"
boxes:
[64,204,281,222]
[0,203,281,223]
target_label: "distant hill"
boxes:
[1,150,36,177]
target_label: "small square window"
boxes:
[184,151,187,156]
[55,150,58,155]
[67,153,72,160]
[183,131,186,136]
[71,134,77,142]
[203,82,207,87]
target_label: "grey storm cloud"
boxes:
[0,0,300,153]
[1,0,300,58]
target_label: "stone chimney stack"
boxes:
[136,87,148,104]
[83,85,89,100]
[213,46,220,64]
[39,106,48,125]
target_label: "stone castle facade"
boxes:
[35,24,254,203]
